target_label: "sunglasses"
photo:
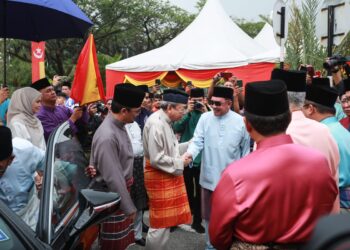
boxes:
[209,100,223,107]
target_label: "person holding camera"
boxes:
[173,88,208,234]
[208,72,242,114]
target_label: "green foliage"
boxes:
[1,0,194,87]
[234,19,265,38]
[285,0,326,70]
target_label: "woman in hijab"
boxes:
[7,87,46,150]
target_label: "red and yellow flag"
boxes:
[71,34,105,105]
[31,42,45,82]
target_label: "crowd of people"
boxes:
[0,65,350,250]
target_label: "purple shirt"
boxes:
[36,105,76,141]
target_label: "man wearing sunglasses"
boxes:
[185,86,250,250]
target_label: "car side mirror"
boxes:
[68,189,120,240]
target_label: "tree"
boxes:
[285,0,326,70]
[234,18,265,38]
[2,0,194,87]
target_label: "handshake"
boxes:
[181,152,193,167]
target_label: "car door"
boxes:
[37,121,92,248]
[0,200,49,250]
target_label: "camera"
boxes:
[96,102,109,115]
[194,101,204,111]
[323,55,350,71]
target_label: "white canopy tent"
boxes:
[253,23,281,61]
[107,0,278,72]
[105,0,278,96]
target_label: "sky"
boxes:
[168,0,278,21]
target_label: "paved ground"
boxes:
[92,211,206,250]
[128,211,206,250]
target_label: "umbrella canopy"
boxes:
[0,0,93,41]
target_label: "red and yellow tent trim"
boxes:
[105,63,275,99]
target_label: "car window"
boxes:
[51,126,90,233]
[0,217,26,250]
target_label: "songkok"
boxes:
[312,78,330,87]
[31,78,51,91]
[137,85,150,93]
[113,83,145,108]
[305,85,338,108]
[212,87,233,100]
[0,126,13,161]
[271,68,306,92]
[163,89,188,104]
[245,80,289,116]
[190,88,204,98]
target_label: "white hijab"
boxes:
[7,87,45,149]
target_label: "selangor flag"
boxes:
[31,42,45,82]
[71,34,105,105]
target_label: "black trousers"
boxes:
[183,166,202,225]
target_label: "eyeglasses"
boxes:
[209,100,223,107]
[341,97,350,104]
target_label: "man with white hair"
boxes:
[271,69,340,212]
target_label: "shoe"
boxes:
[178,224,196,233]
[191,223,205,234]
[135,238,146,246]
[142,222,149,233]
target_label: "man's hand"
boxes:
[188,100,194,112]
[212,73,221,85]
[70,106,83,123]
[182,153,192,167]
[85,165,97,178]
[34,174,43,191]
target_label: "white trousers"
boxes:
[145,227,170,250]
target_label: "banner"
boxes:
[31,42,45,82]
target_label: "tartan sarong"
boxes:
[144,158,191,228]
[340,186,350,209]
[99,178,134,250]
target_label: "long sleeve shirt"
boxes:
[321,116,350,189]
[209,134,337,250]
[0,138,45,212]
[125,121,144,157]
[143,109,188,176]
[173,110,203,167]
[37,105,76,141]
[187,110,250,191]
[287,111,340,212]
[90,114,136,215]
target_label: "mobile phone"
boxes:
[220,72,233,79]
[236,80,243,88]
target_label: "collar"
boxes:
[320,116,338,125]
[291,110,306,120]
[256,134,293,150]
[107,113,126,129]
[159,109,172,125]
[42,105,56,112]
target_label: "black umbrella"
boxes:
[0,0,93,84]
